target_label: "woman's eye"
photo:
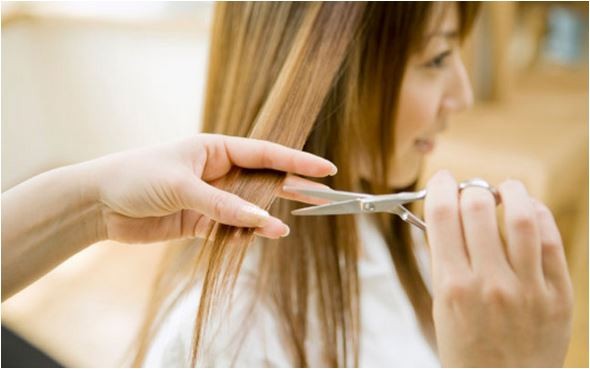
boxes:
[424,50,452,69]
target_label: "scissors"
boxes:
[284,178,500,232]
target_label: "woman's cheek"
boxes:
[412,87,440,131]
[397,95,436,151]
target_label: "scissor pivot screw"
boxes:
[363,202,376,212]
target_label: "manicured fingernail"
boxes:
[329,164,338,176]
[239,205,270,226]
[280,224,290,237]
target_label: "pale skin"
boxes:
[390,3,574,367]
[1,134,336,301]
[2,4,573,367]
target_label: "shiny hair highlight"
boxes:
[131,2,480,367]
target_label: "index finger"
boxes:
[424,170,470,277]
[209,134,338,177]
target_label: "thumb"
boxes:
[178,178,272,228]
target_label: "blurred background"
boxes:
[1,1,587,367]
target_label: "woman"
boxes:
[136,2,573,367]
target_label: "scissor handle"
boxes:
[382,178,499,232]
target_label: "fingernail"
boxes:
[280,224,290,237]
[329,164,338,176]
[239,205,270,226]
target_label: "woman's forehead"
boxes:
[412,3,459,54]
[425,3,459,38]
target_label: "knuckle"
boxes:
[287,153,299,173]
[548,295,574,322]
[211,193,228,220]
[206,137,223,162]
[462,194,492,215]
[542,239,564,256]
[509,210,536,233]
[429,202,456,222]
[261,146,275,168]
[481,282,516,306]
[522,287,544,308]
[439,276,476,303]
[227,194,244,222]
[519,278,549,298]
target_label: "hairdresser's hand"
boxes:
[424,170,573,367]
[93,134,336,243]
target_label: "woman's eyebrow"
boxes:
[415,29,459,53]
[425,30,459,41]
[417,30,459,51]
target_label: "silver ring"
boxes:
[459,178,501,205]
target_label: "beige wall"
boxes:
[2,2,213,190]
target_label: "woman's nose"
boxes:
[442,54,474,113]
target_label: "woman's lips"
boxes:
[415,138,435,153]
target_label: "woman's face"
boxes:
[389,5,474,188]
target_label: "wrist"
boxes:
[71,160,108,243]
[2,161,109,299]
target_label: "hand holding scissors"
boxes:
[285,170,573,367]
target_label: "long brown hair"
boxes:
[131,2,479,367]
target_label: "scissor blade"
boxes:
[283,186,369,202]
[291,199,364,216]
